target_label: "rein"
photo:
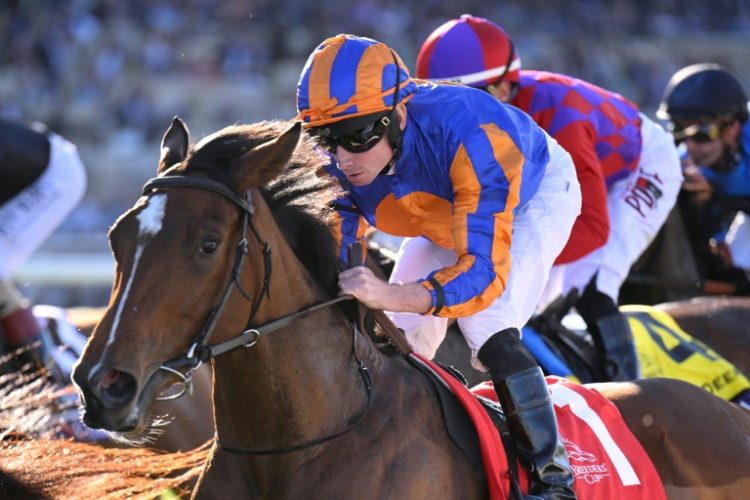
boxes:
[140,174,373,454]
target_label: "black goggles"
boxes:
[314,115,392,154]
[671,121,723,144]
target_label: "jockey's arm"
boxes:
[338,266,432,313]
[329,198,368,266]
[331,198,432,313]
[550,121,609,264]
[332,122,532,319]
[416,125,525,318]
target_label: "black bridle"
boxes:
[140,175,372,454]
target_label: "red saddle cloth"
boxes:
[412,354,666,500]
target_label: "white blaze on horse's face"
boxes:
[104,194,168,349]
[136,194,167,235]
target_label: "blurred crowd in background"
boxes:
[1,0,749,304]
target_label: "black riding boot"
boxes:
[591,313,639,381]
[478,329,576,499]
[575,276,639,382]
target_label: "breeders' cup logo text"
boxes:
[564,438,611,485]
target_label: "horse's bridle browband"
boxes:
[140,174,372,454]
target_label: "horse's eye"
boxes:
[199,240,219,255]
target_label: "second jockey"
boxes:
[417,15,683,382]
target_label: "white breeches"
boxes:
[388,133,581,365]
[540,114,683,306]
[0,134,87,279]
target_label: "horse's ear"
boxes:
[236,121,301,189]
[158,117,190,174]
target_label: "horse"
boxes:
[656,296,750,374]
[0,304,214,452]
[0,353,207,498]
[72,118,750,498]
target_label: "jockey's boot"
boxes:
[592,313,639,382]
[574,277,637,382]
[478,329,576,500]
[0,305,59,379]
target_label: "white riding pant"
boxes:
[539,114,683,306]
[387,133,581,365]
[0,133,87,279]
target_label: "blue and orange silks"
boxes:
[328,83,551,318]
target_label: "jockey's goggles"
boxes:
[312,113,392,154]
[671,121,723,144]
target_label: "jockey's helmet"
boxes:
[296,35,416,130]
[416,14,520,89]
[657,63,748,124]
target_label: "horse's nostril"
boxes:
[97,369,137,408]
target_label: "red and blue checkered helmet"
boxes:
[416,14,520,89]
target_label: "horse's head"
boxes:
[71,117,310,437]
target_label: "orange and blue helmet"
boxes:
[416,14,520,89]
[296,35,417,128]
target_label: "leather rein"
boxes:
[140,175,372,454]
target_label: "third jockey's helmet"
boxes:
[416,14,520,89]
[657,63,748,123]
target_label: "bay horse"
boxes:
[0,304,213,452]
[72,118,750,498]
[656,296,750,374]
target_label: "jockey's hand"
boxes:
[338,266,432,314]
[682,165,713,205]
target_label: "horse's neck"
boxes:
[211,226,376,455]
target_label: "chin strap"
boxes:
[386,112,404,168]
[382,49,405,174]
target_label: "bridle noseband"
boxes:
[139,174,372,454]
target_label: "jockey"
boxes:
[297,34,581,498]
[416,14,683,383]
[0,117,87,374]
[657,64,750,289]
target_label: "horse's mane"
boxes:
[1,436,207,499]
[182,121,343,297]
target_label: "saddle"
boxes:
[527,299,750,403]
[622,305,750,402]
[409,354,667,500]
